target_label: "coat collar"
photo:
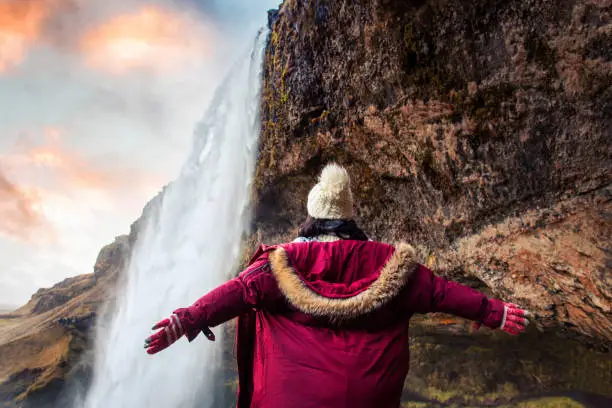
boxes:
[269,242,418,321]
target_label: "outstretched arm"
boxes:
[145,256,282,354]
[404,265,530,335]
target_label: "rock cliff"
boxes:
[249,0,612,404]
[254,0,611,347]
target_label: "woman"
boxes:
[144,163,530,408]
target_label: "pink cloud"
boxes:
[6,127,166,193]
[80,6,214,75]
[0,126,167,243]
[0,168,51,241]
[0,1,215,75]
[0,0,60,73]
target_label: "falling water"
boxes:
[80,28,268,408]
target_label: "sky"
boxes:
[0,0,279,307]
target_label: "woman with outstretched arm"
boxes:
[145,163,530,408]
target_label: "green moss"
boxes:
[406,320,612,406]
[406,382,528,407]
[280,87,289,104]
[269,145,277,169]
[314,109,330,123]
[494,396,587,408]
[511,397,585,408]
[466,345,492,354]
[281,63,289,81]
[279,62,290,104]
[423,387,458,403]
[402,403,429,408]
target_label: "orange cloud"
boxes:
[39,149,150,191]
[0,0,50,73]
[0,125,170,245]
[0,2,215,74]
[3,127,165,195]
[0,169,48,241]
[80,6,213,74]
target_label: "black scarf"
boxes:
[297,217,369,241]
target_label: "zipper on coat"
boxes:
[242,261,270,279]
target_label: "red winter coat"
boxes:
[173,240,506,408]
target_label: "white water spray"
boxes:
[81,28,268,408]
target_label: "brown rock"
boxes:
[255,0,612,349]
[251,1,612,401]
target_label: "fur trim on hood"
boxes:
[269,242,418,320]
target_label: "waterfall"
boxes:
[80,27,268,408]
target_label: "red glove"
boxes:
[144,313,216,355]
[474,302,530,335]
[499,303,530,335]
[144,314,186,355]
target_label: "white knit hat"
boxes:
[307,163,354,219]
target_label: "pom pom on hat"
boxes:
[307,163,354,219]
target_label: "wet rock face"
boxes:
[254,0,611,347]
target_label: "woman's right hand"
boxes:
[499,303,530,335]
[473,302,531,335]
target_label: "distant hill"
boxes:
[0,305,16,314]
[0,236,131,407]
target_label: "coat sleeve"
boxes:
[172,255,283,341]
[404,264,505,329]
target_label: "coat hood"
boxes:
[268,240,419,321]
